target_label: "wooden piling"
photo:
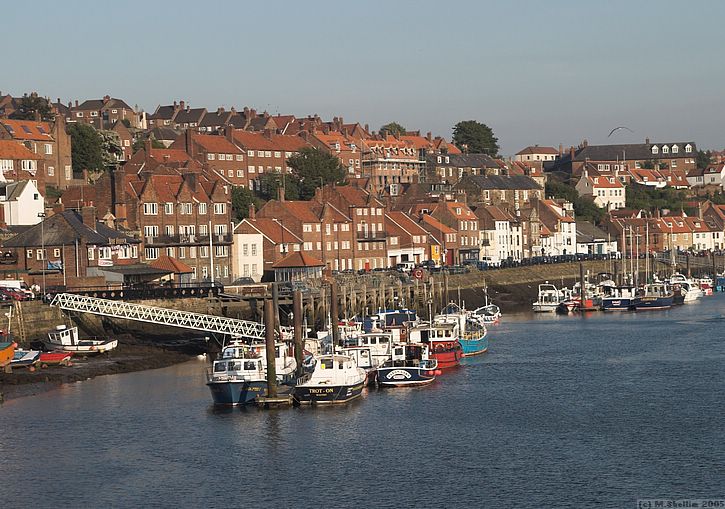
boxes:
[264,299,278,398]
[293,290,303,376]
[330,280,340,346]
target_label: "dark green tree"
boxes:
[67,123,104,177]
[258,172,300,201]
[231,186,263,222]
[9,93,53,121]
[379,122,406,137]
[132,136,165,153]
[696,149,712,170]
[625,183,686,213]
[545,180,604,223]
[287,147,346,200]
[452,120,499,156]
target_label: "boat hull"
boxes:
[429,345,462,369]
[601,298,635,311]
[460,336,489,357]
[38,352,73,365]
[207,380,268,406]
[377,366,436,387]
[293,382,364,405]
[44,339,118,354]
[532,303,558,313]
[633,296,673,310]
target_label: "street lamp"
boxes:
[38,212,47,297]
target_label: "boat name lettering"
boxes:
[308,388,334,394]
[386,369,412,380]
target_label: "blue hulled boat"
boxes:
[601,285,637,311]
[377,343,438,387]
[206,340,297,406]
[633,283,674,311]
[434,303,488,357]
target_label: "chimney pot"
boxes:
[645,137,650,144]
[248,203,256,219]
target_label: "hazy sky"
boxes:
[4,0,724,154]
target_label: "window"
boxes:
[65,165,71,180]
[249,165,255,173]
[21,160,36,171]
[124,140,130,147]
[198,203,207,214]
[111,109,117,114]
[303,224,312,233]
[274,151,281,158]
[228,170,234,177]
[182,203,192,215]
[685,144,692,153]
[248,150,255,157]
[36,249,47,261]
[99,247,112,259]
[237,170,244,177]
[44,144,52,155]
[243,243,249,256]
[190,247,197,259]
[651,146,659,154]
[672,145,679,154]
[47,166,54,176]
[304,242,312,250]
[145,247,159,260]
[251,244,257,256]
[26,249,33,259]
[143,225,159,237]
[214,203,226,214]
[225,154,232,161]
[143,203,158,215]
[200,246,209,258]
[199,224,208,236]
[90,111,98,117]
[165,225,174,236]
[265,151,271,157]
[76,112,83,118]
[208,154,215,160]
[87,247,94,260]
[236,154,243,161]
[164,202,174,215]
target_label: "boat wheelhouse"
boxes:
[45,325,118,354]
[533,283,567,313]
[409,321,462,369]
[293,354,366,405]
[377,342,438,387]
[633,283,674,310]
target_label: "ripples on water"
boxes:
[1,297,724,508]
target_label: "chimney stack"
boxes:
[225,126,235,144]
[183,172,197,191]
[81,205,96,229]
[144,138,152,164]
[248,203,256,219]
[645,137,650,144]
[278,186,285,202]
[185,129,196,158]
[179,100,185,110]
[559,143,563,156]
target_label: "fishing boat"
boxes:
[434,304,488,357]
[45,325,118,354]
[338,332,393,384]
[472,303,501,324]
[633,283,674,310]
[377,343,438,387]
[695,276,714,296]
[601,285,637,311]
[532,283,568,313]
[206,340,297,406]
[0,341,16,368]
[10,349,40,368]
[293,354,366,405]
[409,321,462,369]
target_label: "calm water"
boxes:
[2,297,724,508]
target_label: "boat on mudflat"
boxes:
[0,341,16,368]
[377,343,438,387]
[293,354,366,405]
[45,325,118,354]
[472,303,501,324]
[38,351,73,366]
[10,349,40,368]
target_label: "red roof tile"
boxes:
[150,255,193,273]
[0,140,43,160]
[272,251,324,268]
[0,119,53,141]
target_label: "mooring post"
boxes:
[264,299,278,398]
[330,280,340,347]
[579,262,586,307]
[686,252,691,278]
[272,282,281,337]
[293,290,303,377]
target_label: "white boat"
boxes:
[206,339,297,406]
[293,354,366,405]
[472,303,501,324]
[533,283,568,313]
[669,273,703,302]
[45,325,118,354]
[10,349,40,368]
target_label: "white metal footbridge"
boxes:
[50,293,281,340]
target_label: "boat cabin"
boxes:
[409,322,457,344]
[48,325,81,346]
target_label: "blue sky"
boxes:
[4,0,724,154]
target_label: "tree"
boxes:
[132,136,165,153]
[231,186,263,222]
[452,120,499,156]
[67,123,104,178]
[379,122,406,137]
[258,172,300,201]
[9,93,53,121]
[545,180,604,223]
[696,149,712,170]
[98,130,123,169]
[287,147,346,200]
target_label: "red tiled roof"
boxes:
[516,145,559,155]
[149,149,192,163]
[588,175,624,188]
[272,251,324,268]
[0,140,43,160]
[241,218,303,244]
[445,201,475,219]
[0,119,53,141]
[386,211,429,236]
[420,213,455,234]
[150,255,193,273]
[192,134,242,154]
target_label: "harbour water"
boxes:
[2,297,724,508]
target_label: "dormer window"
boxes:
[651,146,659,155]
[455,207,462,215]
[672,145,679,154]
[662,145,669,154]
[685,144,693,153]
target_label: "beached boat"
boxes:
[633,283,674,310]
[45,325,118,354]
[206,340,297,406]
[293,354,366,405]
[10,349,40,368]
[377,343,438,387]
[38,351,73,366]
[0,341,16,368]
[409,321,462,369]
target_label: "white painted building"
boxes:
[575,169,626,210]
[0,180,44,226]
[231,225,264,282]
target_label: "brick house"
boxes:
[361,135,426,193]
[306,131,362,177]
[173,106,207,130]
[170,130,244,185]
[0,117,76,190]
[426,153,503,184]
[385,211,430,266]
[0,140,44,188]
[453,174,543,213]
[432,201,480,262]
[417,212,458,266]
[110,120,134,162]
[1,206,141,289]
[575,167,626,210]
[147,101,184,128]
[71,96,140,129]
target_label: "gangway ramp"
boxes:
[50,293,270,340]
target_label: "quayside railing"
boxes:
[50,293,281,340]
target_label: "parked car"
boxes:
[396,262,415,273]
[0,288,26,301]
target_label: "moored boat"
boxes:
[472,303,501,324]
[293,354,366,405]
[633,283,674,310]
[44,325,118,354]
[601,285,637,311]
[377,343,438,387]
[409,321,462,369]
[434,304,488,357]
[532,283,568,313]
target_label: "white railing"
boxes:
[50,293,274,339]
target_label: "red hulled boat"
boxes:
[408,321,462,369]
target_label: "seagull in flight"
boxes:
[608,126,634,137]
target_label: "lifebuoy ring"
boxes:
[412,268,424,280]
